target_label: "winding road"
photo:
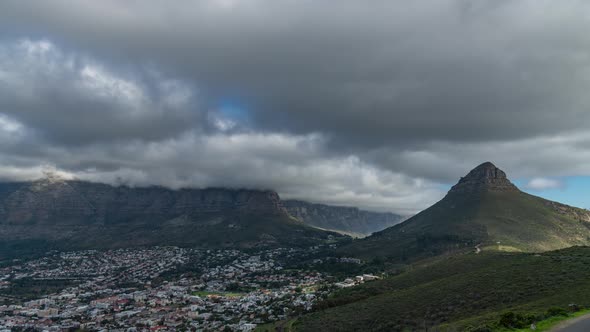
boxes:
[550,314,590,332]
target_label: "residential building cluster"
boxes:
[0,246,351,331]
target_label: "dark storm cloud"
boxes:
[0,40,205,145]
[0,0,590,213]
[3,1,590,145]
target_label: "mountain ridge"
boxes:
[0,178,338,258]
[449,161,519,193]
[284,200,405,237]
[341,162,590,260]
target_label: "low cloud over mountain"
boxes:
[1,1,590,214]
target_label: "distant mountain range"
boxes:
[0,176,339,258]
[284,200,404,237]
[3,161,588,264]
[342,162,590,261]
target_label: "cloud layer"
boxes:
[525,178,565,191]
[1,1,590,213]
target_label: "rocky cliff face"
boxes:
[0,178,337,257]
[284,200,404,236]
[2,178,97,225]
[449,162,519,194]
[0,179,287,226]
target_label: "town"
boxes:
[0,246,378,331]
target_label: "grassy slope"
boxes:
[522,309,590,332]
[296,247,590,331]
[476,192,590,252]
[0,214,341,261]
[341,190,590,261]
[66,214,340,249]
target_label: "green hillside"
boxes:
[0,213,339,261]
[296,247,590,331]
[341,162,590,261]
[64,213,338,250]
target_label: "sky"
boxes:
[0,0,589,215]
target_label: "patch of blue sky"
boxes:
[514,176,590,210]
[218,99,250,123]
[434,176,588,210]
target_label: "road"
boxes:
[551,314,590,332]
[475,243,481,254]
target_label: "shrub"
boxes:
[498,311,533,328]
[546,307,568,317]
[465,325,493,332]
[568,303,582,312]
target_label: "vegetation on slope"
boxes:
[341,165,590,262]
[296,247,590,331]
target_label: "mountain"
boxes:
[342,162,590,261]
[0,177,338,258]
[284,200,404,237]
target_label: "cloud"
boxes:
[0,1,589,213]
[0,39,204,145]
[0,37,446,214]
[363,131,590,183]
[525,178,565,191]
[3,0,590,146]
[0,114,23,134]
[0,130,442,214]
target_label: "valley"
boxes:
[284,200,405,237]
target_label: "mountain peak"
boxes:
[29,171,71,192]
[449,162,518,194]
[473,161,497,170]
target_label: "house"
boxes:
[238,323,257,331]
[362,274,379,281]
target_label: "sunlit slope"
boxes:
[342,162,590,260]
